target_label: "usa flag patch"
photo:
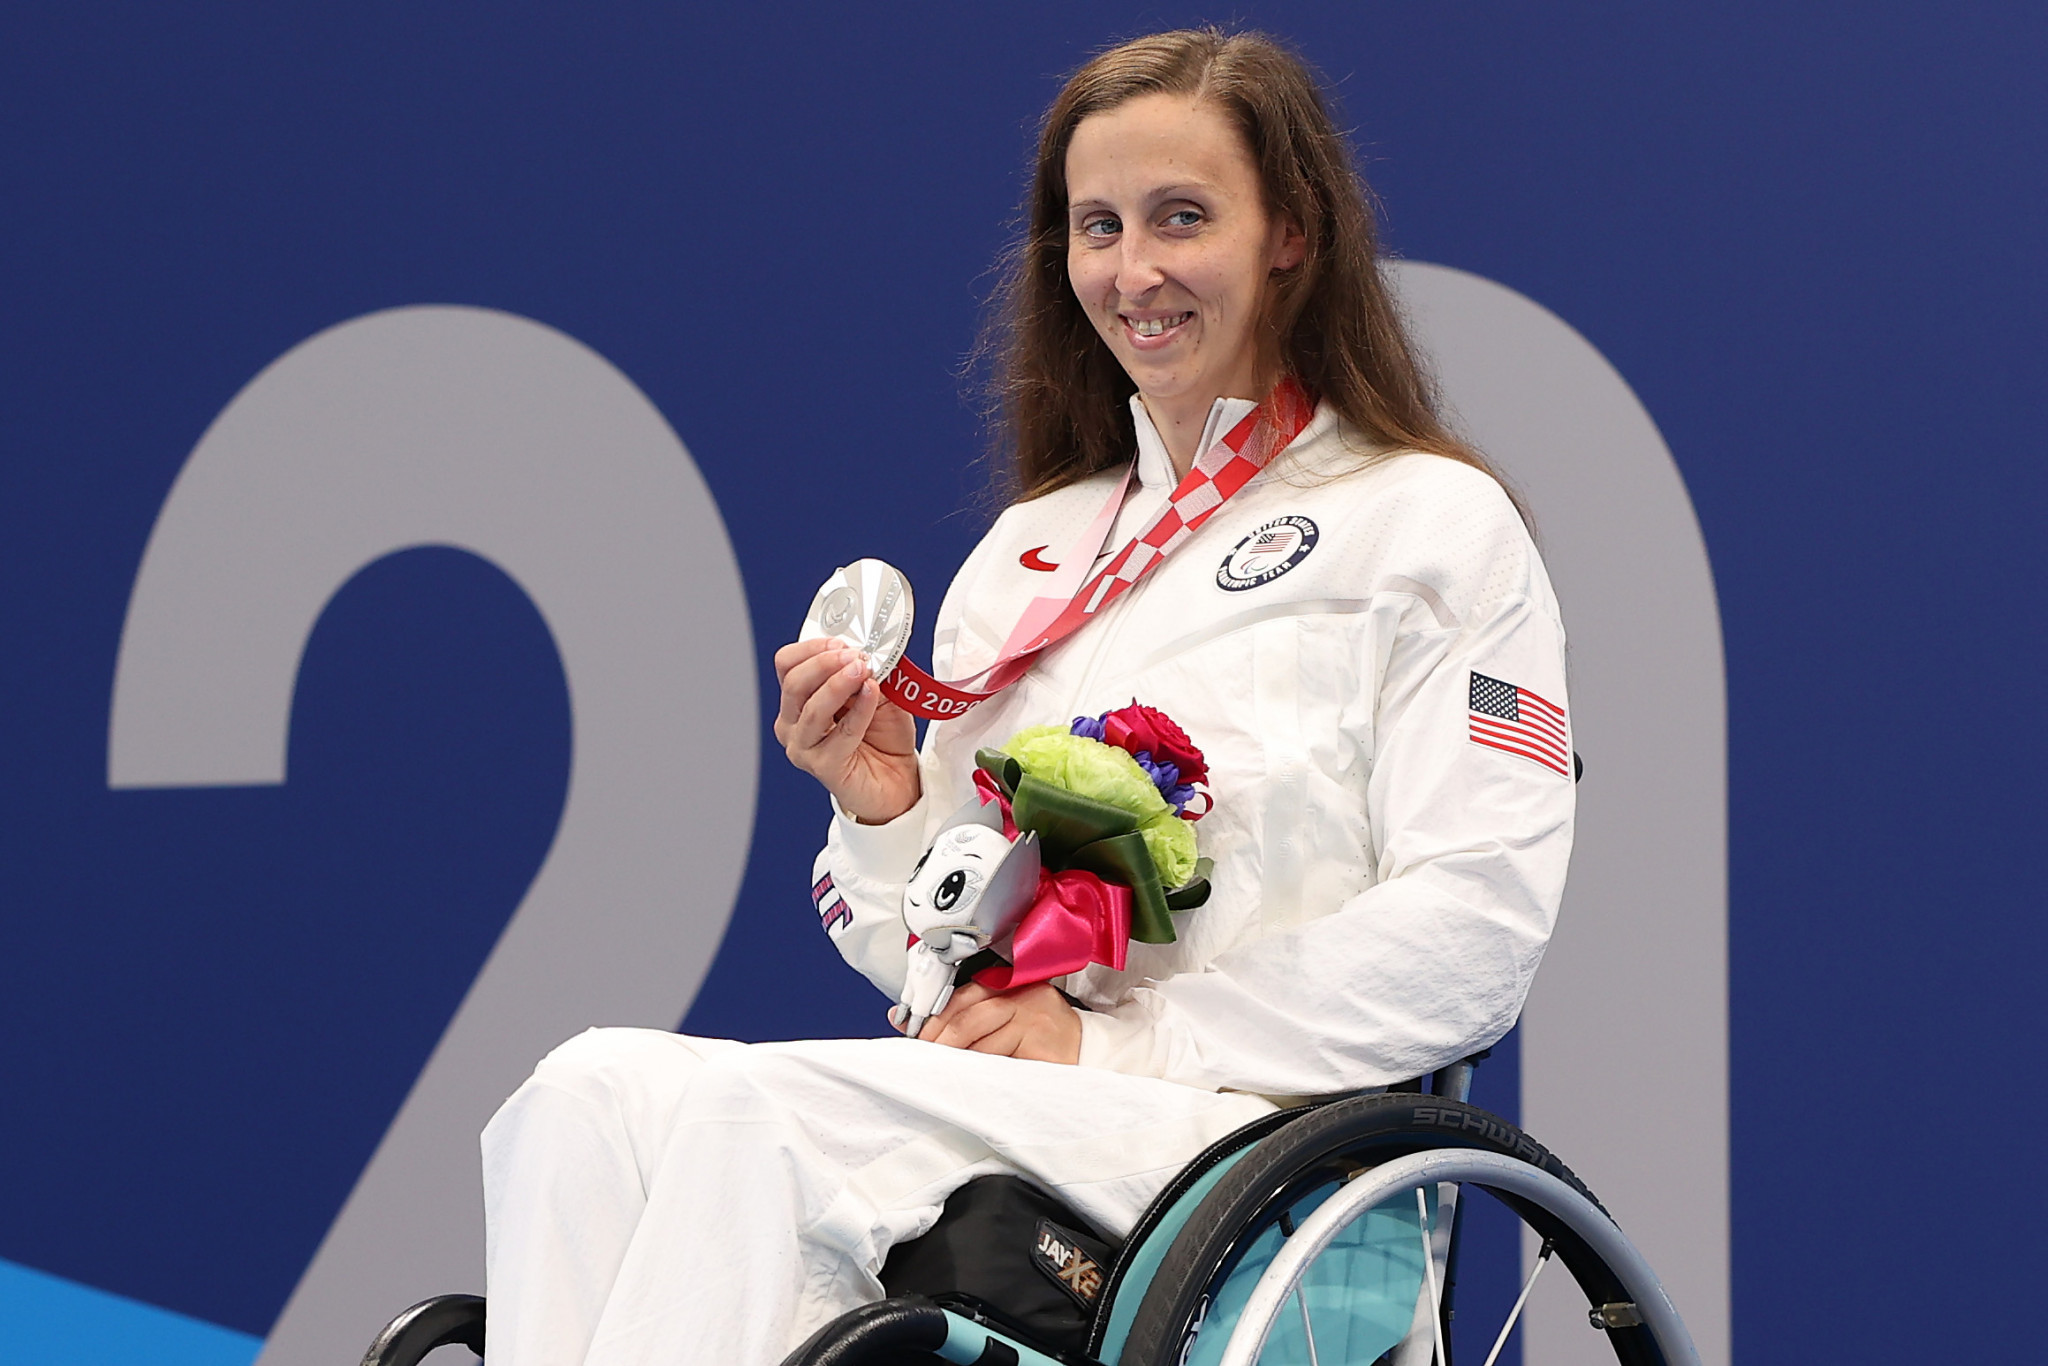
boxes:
[1468,672,1569,776]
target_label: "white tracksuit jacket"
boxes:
[817,395,1573,1097]
[480,397,1573,1366]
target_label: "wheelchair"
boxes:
[360,1050,1700,1366]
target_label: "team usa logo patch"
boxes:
[812,872,851,935]
[1031,1218,1105,1308]
[1216,515,1318,591]
[1468,672,1570,775]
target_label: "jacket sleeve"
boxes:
[808,526,1003,1001]
[1075,526,1575,1096]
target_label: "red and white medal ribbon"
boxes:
[880,379,1315,720]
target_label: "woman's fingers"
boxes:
[789,659,872,758]
[966,1019,1030,1057]
[861,694,918,759]
[818,676,884,766]
[920,983,1080,1064]
[919,982,994,1042]
[773,636,839,687]
[775,645,859,737]
[922,988,1010,1051]
[942,982,997,1015]
[772,639,922,823]
[918,998,962,1044]
[780,653,867,751]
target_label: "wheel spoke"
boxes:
[1479,1238,1555,1366]
[1416,1188,1447,1366]
[1295,1286,1321,1366]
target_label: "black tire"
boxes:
[359,1294,485,1366]
[1109,1093,1668,1366]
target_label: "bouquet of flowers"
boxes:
[895,703,1213,1033]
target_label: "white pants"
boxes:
[481,1028,1277,1366]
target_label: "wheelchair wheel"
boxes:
[358,1293,484,1366]
[1105,1093,1696,1366]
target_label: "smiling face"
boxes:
[1064,92,1305,452]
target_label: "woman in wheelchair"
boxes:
[473,27,1585,1366]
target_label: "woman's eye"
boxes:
[1082,215,1121,239]
[933,869,969,911]
[1163,209,1202,229]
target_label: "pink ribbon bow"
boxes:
[967,767,1132,987]
[975,868,1131,990]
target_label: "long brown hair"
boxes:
[988,27,1504,503]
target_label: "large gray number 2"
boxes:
[1392,261,1731,1366]
[107,306,759,1366]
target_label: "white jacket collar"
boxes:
[1127,394,1260,490]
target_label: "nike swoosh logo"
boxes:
[1020,546,1058,572]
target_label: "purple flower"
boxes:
[1132,751,1194,812]
[1074,714,1198,812]
[1132,752,1177,788]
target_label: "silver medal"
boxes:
[801,559,914,680]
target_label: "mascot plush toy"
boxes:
[893,803,1042,1036]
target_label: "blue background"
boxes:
[2,3,2043,1361]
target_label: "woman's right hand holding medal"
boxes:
[773,638,921,824]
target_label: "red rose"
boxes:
[1101,703,1208,786]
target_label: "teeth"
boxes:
[1130,313,1190,337]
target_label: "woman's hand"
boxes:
[915,982,1082,1065]
[773,638,921,824]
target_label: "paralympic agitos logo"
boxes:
[1216,516,1318,591]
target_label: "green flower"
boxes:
[1138,811,1198,889]
[1005,726,1167,818]
[1002,725,1196,887]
